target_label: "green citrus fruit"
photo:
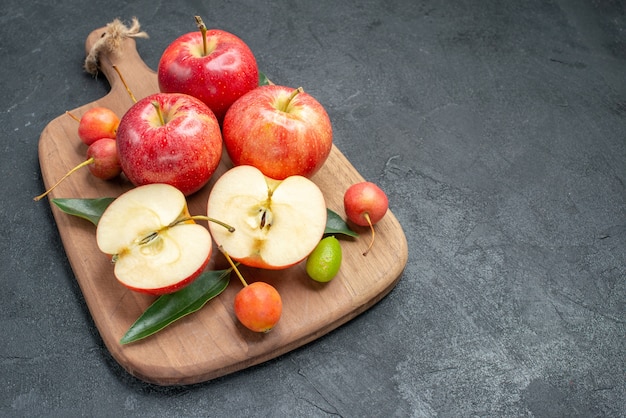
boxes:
[306,236,342,283]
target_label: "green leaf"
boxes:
[52,197,115,226]
[325,208,359,238]
[120,268,232,345]
[259,71,270,86]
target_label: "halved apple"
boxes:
[207,165,327,269]
[96,183,212,295]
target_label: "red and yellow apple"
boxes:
[96,183,212,295]
[207,165,327,269]
[115,92,222,196]
[222,85,333,180]
[157,25,258,123]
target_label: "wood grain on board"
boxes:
[37,26,408,385]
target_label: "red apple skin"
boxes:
[222,85,333,180]
[86,138,121,180]
[78,107,119,145]
[116,92,223,196]
[157,29,258,123]
[343,182,389,226]
[120,250,211,296]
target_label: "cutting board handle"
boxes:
[84,26,159,107]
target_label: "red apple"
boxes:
[115,92,223,196]
[157,23,258,123]
[76,107,120,145]
[222,85,333,180]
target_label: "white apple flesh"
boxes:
[207,165,327,270]
[96,183,212,295]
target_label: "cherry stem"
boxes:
[362,212,375,256]
[195,16,208,56]
[112,64,137,103]
[278,87,304,112]
[34,157,95,201]
[151,101,166,126]
[219,246,248,287]
[172,215,235,233]
[66,111,80,123]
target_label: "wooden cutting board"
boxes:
[37,26,408,386]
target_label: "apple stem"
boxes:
[195,16,208,56]
[174,215,235,233]
[66,111,80,123]
[112,64,137,103]
[362,212,375,256]
[278,87,304,112]
[33,157,95,201]
[219,246,248,287]
[151,101,166,126]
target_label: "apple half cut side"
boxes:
[96,183,212,295]
[207,165,327,270]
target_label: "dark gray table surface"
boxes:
[2,0,624,416]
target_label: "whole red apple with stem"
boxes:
[221,246,282,333]
[67,107,120,145]
[115,92,223,196]
[344,181,389,256]
[157,16,258,123]
[222,85,333,180]
[34,138,121,201]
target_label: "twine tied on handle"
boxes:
[84,17,149,75]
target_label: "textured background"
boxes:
[1,0,624,416]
